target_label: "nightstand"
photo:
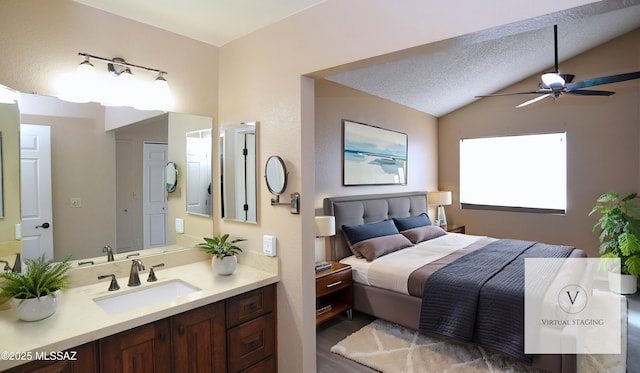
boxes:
[445,224,465,234]
[316,261,353,325]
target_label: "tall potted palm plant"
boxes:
[590,192,640,294]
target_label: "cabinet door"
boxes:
[100,319,171,373]
[171,302,226,373]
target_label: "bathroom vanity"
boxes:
[0,252,279,373]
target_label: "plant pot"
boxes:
[608,271,638,295]
[11,290,61,321]
[212,255,237,276]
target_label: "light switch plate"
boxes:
[263,235,277,256]
[175,218,184,234]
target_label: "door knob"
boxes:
[35,222,50,229]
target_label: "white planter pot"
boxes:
[212,255,237,276]
[12,290,61,322]
[608,271,638,295]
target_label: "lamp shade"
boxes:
[428,191,452,206]
[314,216,336,237]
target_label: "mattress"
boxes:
[340,232,493,295]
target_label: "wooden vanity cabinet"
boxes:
[100,319,172,373]
[3,284,276,373]
[171,302,226,373]
[226,284,276,373]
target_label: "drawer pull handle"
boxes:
[326,280,342,288]
[248,302,258,310]
[178,325,185,335]
[248,340,260,349]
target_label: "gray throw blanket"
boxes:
[419,239,574,363]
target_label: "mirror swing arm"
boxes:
[265,155,300,214]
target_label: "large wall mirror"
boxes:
[186,129,213,217]
[0,89,213,265]
[219,121,258,223]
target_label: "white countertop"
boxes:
[0,259,279,371]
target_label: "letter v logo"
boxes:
[558,284,588,314]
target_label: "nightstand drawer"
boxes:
[316,269,352,297]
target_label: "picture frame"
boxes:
[342,120,407,186]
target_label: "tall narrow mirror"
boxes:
[219,121,258,223]
[186,129,213,216]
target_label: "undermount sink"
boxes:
[94,279,201,315]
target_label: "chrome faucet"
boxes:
[128,259,145,287]
[0,260,10,272]
[103,245,114,262]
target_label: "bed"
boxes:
[323,191,586,373]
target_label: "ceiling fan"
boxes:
[476,25,640,108]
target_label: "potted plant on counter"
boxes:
[197,234,246,276]
[590,192,640,294]
[0,255,72,321]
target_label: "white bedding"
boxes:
[340,232,487,295]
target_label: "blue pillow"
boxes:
[342,219,399,245]
[392,213,432,231]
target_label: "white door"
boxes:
[20,124,54,261]
[143,142,168,248]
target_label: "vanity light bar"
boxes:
[78,53,168,76]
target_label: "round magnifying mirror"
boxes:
[165,161,178,193]
[265,156,287,195]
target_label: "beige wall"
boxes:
[217,1,596,371]
[314,79,439,208]
[1,0,601,371]
[439,28,640,257]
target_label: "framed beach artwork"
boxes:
[342,120,407,186]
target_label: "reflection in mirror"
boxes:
[165,161,178,192]
[219,121,258,223]
[265,155,288,196]
[8,91,212,264]
[0,132,3,218]
[186,129,213,217]
[0,101,21,266]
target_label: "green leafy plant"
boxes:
[0,255,72,303]
[589,192,640,277]
[197,234,246,260]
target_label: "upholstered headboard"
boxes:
[323,191,428,261]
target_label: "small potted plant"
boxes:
[590,192,640,294]
[197,234,246,276]
[0,255,72,321]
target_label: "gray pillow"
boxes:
[401,225,447,244]
[351,234,414,261]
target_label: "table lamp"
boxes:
[428,191,452,227]
[314,216,335,272]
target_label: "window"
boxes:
[459,132,566,214]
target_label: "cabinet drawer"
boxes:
[227,313,275,373]
[316,269,352,297]
[227,285,275,328]
[239,356,275,373]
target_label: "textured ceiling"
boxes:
[326,1,640,117]
[74,0,640,118]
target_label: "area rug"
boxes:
[331,293,627,373]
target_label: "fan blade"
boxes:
[566,89,615,96]
[566,71,640,90]
[475,90,548,98]
[516,94,551,108]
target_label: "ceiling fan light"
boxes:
[541,73,565,89]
